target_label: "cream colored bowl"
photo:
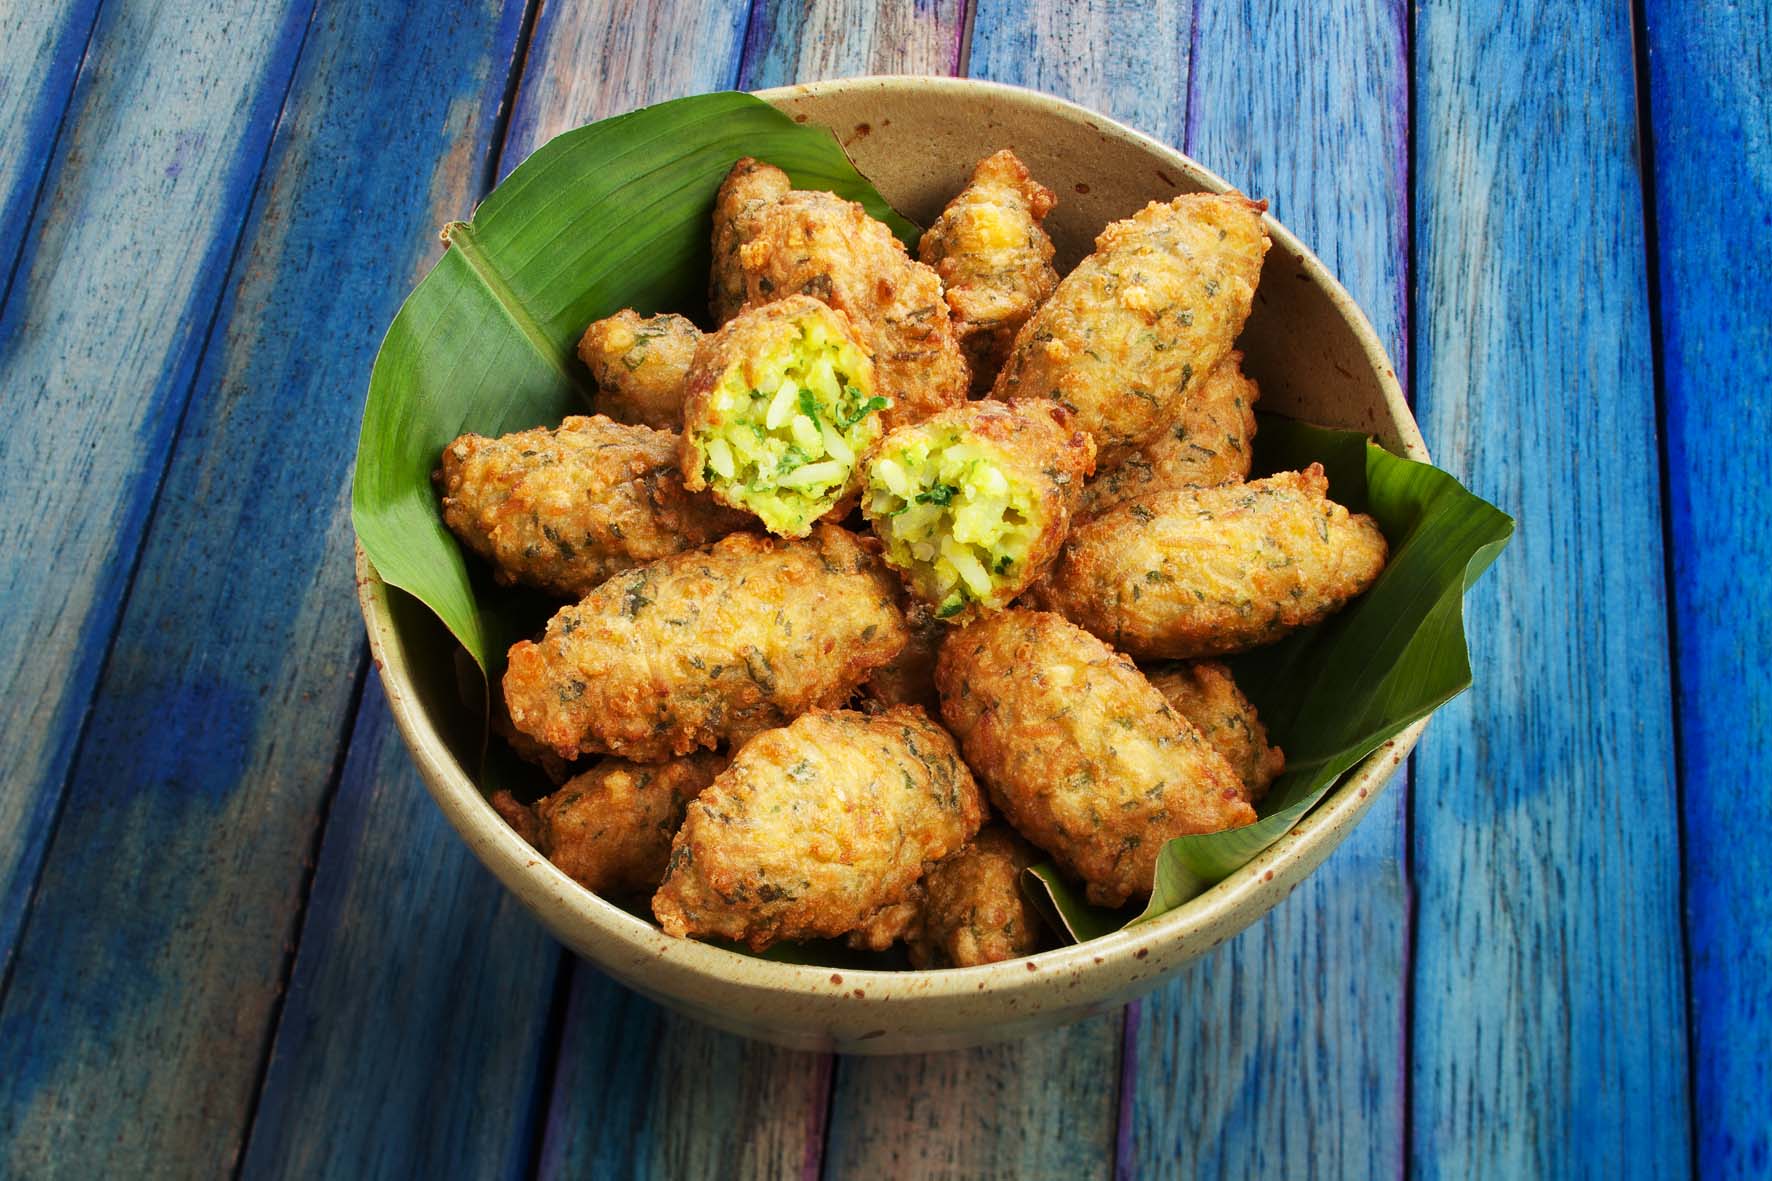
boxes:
[355,76,1427,1054]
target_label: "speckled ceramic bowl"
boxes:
[355,76,1428,1054]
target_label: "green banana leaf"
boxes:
[1024,416,1514,940]
[352,92,918,676]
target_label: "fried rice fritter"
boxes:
[437,415,747,599]
[906,823,1046,969]
[680,295,888,537]
[861,596,945,713]
[711,158,968,431]
[990,192,1270,452]
[862,399,1095,620]
[936,609,1253,907]
[490,750,727,898]
[1031,465,1388,659]
[1077,351,1260,517]
[1147,661,1284,802]
[652,706,985,950]
[577,309,702,430]
[918,149,1059,391]
[502,525,908,763]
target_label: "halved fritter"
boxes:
[863,400,1095,620]
[681,295,887,537]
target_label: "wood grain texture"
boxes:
[537,968,831,1180]
[1124,2,1411,1176]
[240,689,561,1179]
[0,1,102,299]
[502,4,839,1177]
[0,0,532,1173]
[1642,2,1772,1174]
[968,0,1193,148]
[823,1014,1123,1180]
[1411,2,1690,1175]
[736,0,968,88]
[501,0,751,180]
[0,0,314,998]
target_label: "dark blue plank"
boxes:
[1642,2,1772,1174]
[0,0,315,1004]
[1411,2,1690,1175]
[0,1,104,302]
[0,0,532,1172]
[241,689,560,1179]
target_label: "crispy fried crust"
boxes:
[652,706,985,950]
[502,525,909,763]
[710,157,792,325]
[907,823,1046,968]
[577,310,701,430]
[1147,661,1284,802]
[437,415,747,599]
[845,887,926,952]
[918,150,1059,392]
[711,159,968,431]
[936,609,1253,907]
[1032,465,1388,659]
[862,399,1096,618]
[1079,352,1260,516]
[861,597,945,713]
[990,192,1270,452]
[496,751,727,898]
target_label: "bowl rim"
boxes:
[354,74,1428,1006]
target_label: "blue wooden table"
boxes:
[1,1,1765,1175]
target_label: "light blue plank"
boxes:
[0,0,314,1000]
[1026,0,1411,1173]
[0,0,531,1172]
[241,688,560,1180]
[1411,2,1690,1175]
[0,1,103,301]
[1643,2,1772,1175]
[736,0,967,89]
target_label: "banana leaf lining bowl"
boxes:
[354,76,1426,1053]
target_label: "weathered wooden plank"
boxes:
[823,1014,1123,1180]
[492,3,837,1178]
[968,0,1193,148]
[240,689,560,1179]
[0,1,103,300]
[1118,1,1412,1175]
[737,0,968,88]
[1410,2,1690,1175]
[0,0,313,996]
[501,0,751,179]
[1642,2,1772,1174]
[0,0,534,1173]
[537,968,831,1180]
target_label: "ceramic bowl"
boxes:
[355,75,1428,1054]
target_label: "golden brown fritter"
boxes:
[1078,352,1260,517]
[936,608,1253,907]
[862,399,1096,620]
[1147,661,1284,802]
[918,150,1059,391]
[577,310,702,430]
[503,525,908,763]
[493,751,727,899]
[437,415,747,599]
[710,157,793,325]
[1031,465,1388,659]
[712,158,968,431]
[680,295,887,537]
[861,597,945,713]
[845,887,926,952]
[906,823,1046,969]
[990,192,1270,452]
[652,706,985,950]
